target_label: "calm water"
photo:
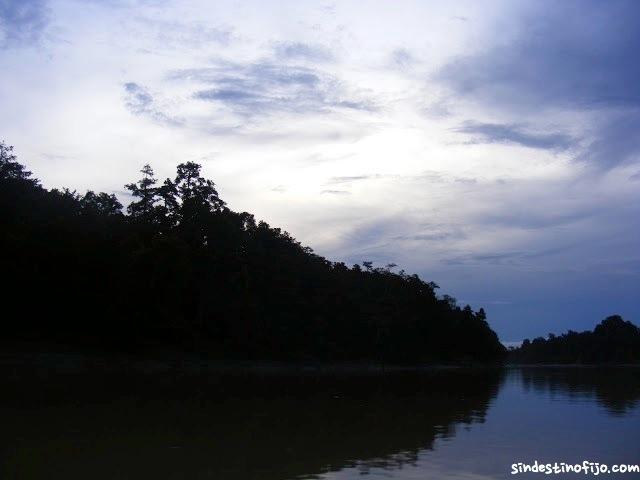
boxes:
[1,360,639,479]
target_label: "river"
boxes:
[1,360,639,479]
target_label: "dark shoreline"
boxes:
[1,345,638,376]
[506,363,640,368]
[0,350,491,375]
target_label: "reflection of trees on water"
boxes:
[0,367,504,480]
[517,367,640,416]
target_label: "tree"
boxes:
[81,191,123,216]
[510,316,640,364]
[125,164,159,221]
[0,141,36,184]
[172,161,226,215]
[442,295,457,309]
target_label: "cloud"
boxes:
[453,121,574,151]
[172,60,376,117]
[321,189,351,195]
[142,19,232,49]
[0,0,49,48]
[123,82,153,113]
[577,111,640,169]
[273,41,333,62]
[390,48,414,69]
[443,251,525,267]
[123,82,182,126]
[437,0,640,170]
[195,89,259,102]
[326,175,379,184]
[331,217,409,264]
[395,231,466,242]
[442,245,578,267]
[481,209,592,231]
[470,252,524,264]
[438,1,640,111]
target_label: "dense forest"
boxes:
[509,316,640,364]
[0,141,506,363]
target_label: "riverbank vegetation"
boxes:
[509,316,640,364]
[1,141,507,363]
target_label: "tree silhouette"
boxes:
[81,191,123,216]
[1,141,36,184]
[125,164,161,220]
[1,140,508,363]
[510,315,640,364]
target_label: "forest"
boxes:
[509,315,640,364]
[0,141,507,363]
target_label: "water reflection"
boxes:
[1,365,503,480]
[517,367,640,416]
[1,363,639,480]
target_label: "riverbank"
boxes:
[0,342,501,376]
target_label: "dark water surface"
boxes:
[1,359,639,479]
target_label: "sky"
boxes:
[1,0,639,342]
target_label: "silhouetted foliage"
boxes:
[1,142,506,363]
[509,316,640,364]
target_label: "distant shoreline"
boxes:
[1,347,638,376]
[506,363,640,368]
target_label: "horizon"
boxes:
[2,0,639,342]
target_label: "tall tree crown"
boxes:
[125,164,158,218]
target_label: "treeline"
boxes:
[0,141,506,363]
[509,316,640,364]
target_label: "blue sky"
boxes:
[1,0,639,342]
